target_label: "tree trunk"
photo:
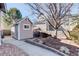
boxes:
[54,29,57,38]
[61,29,70,39]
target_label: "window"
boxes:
[23,24,30,30]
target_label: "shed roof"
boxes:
[13,17,33,26]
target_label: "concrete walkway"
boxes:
[3,38,61,56]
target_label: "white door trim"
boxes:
[18,24,20,40]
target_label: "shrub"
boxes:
[40,32,52,38]
[3,30,11,36]
[33,31,51,38]
[70,31,78,38]
[33,31,40,37]
[68,24,79,44]
[73,24,79,31]
[59,46,70,54]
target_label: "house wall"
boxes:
[34,24,47,32]
[19,19,33,40]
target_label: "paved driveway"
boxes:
[3,37,62,56]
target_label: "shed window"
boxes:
[23,24,30,30]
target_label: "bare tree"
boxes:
[26,3,73,38]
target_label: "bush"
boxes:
[33,31,40,37]
[73,24,79,31]
[3,30,11,36]
[68,24,79,44]
[40,32,52,38]
[33,31,51,38]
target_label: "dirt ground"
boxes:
[38,37,79,56]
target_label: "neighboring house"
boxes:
[0,3,6,11]
[11,17,33,40]
[0,3,6,30]
[0,3,6,45]
[0,3,6,37]
[33,15,78,38]
[33,20,47,32]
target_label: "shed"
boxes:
[11,17,33,40]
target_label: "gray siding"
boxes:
[19,19,33,40]
[11,18,33,40]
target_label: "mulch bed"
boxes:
[40,37,79,56]
[0,43,28,56]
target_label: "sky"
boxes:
[6,3,37,23]
[6,3,79,23]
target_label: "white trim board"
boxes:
[18,24,20,40]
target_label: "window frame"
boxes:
[23,24,30,30]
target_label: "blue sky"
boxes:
[7,3,37,23]
[6,3,79,23]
